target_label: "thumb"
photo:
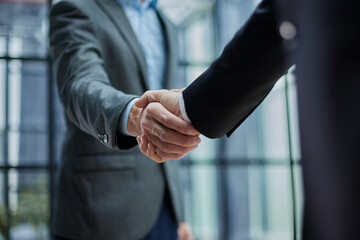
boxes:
[170,87,185,93]
[135,90,169,108]
[159,92,181,117]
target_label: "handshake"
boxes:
[128,89,201,163]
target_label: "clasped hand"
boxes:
[127,89,200,163]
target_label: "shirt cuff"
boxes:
[118,98,139,137]
[179,93,191,123]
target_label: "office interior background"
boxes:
[0,0,303,239]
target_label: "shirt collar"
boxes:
[117,0,157,11]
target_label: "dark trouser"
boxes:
[55,191,177,240]
[142,193,178,240]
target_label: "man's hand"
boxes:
[133,89,201,163]
[178,222,195,240]
[127,103,143,136]
[135,89,182,118]
[137,102,200,163]
[128,99,200,163]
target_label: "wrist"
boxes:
[127,105,143,136]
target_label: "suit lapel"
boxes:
[95,0,149,90]
[157,10,177,89]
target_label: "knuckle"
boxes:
[159,131,166,141]
[149,102,158,110]
[186,128,195,135]
[141,122,150,132]
[144,106,152,115]
[147,104,154,111]
[161,114,169,125]
[144,90,151,96]
[152,126,160,136]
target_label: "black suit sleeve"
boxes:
[183,0,292,138]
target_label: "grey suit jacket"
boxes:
[49,0,183,239]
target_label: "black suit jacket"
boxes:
[183,0,360,239]
[183,0,291,138]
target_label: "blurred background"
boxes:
[0,0,303,239]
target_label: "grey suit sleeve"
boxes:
[50,1,138,149]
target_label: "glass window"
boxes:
[258,78,290,162]
[0,1,48,58]
[224,165,294,240]
[184,11,215,64]
[190,165,219,240]
[8,131,48,166]
[185,66,208,86]
[0,171,8,240]
[225,166,252,240]
[0,1,53,240]
[8,170,49,240]
[0,61,5,130]
[0,60,5,166]
[6,60,48,166]
[262,166,293,239]
[0,136,4,167]
[0,36,6,56]
[222,111,264,161]
[293,165,304,240]
[8,60,48,130]
[287,71,301,162]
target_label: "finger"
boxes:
[155,146,187,160]
[142,122,201,147]
[146,140,169,163]
[144,134,184,162]
[144,103,199,136]
[144,130,199,154]
[138,135,164,163]
[146,137,156,157]
[135,90,170,108]
[143,133,192,162]
[137,135,148,154]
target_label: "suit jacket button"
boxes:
[279,21,297,40]
[98,133,108,144]
[103,134,108,144]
